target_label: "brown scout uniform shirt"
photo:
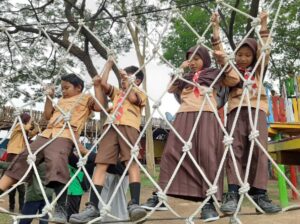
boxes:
[42,94,93,140]
[169,69,240,113]
[7,123,37,154]
[105,86,147,131]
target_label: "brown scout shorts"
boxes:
[5,136,73,186]
[95,125,140,164]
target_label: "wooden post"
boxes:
[290,166,298,200]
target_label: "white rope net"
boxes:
[0,0,299,224]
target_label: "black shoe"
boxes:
[141,194,168,211]
[128,203,147,222]
[200,203,219,222]
[220,192,240,214]
[51,205,68,223]
[69,203,100,224]
[252,194,281,213]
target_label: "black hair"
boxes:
[61,73,84,92]
[124,66,144,85]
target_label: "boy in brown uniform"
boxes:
[211,12,281,214]
[0,73,104,223]
[69,59,147,223]
[6,113,38,212]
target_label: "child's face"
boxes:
[188,54,204,72]
[120,73,141,89]
[235,46,254,69]
[61,81,82,98]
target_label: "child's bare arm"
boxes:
[43,85,55,120]
[211,12,224,52]
[92,76,105,111]
[101,57,114,94]
[214,51,240,87]
[259,11,270,65]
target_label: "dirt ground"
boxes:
[1,180,300,224]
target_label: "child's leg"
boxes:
[8,188,16,211]
[0,175,17,193]
[89,163,109,207]
[126,161,141,205]
[19,201,41,224]
[1,137,49,193]
[17,184,25,211]
[67,195,82,220]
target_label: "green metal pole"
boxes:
[274,134,289,207]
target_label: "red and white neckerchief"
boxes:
[240,67,257,96]
[192,70,202,97]
[114,91,125,121]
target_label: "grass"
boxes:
[0,213,12,224]
[141,165,160,188]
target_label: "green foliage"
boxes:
[161,0,300,81]
[269,0,300,79]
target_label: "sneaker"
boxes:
[200,203,219,222]
[220,192,240,214]
[51,205,67,223]
[69,203,100,224]
[128,203,147,222]
[141,195,168,211]
[252,194,281,213]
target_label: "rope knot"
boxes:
[85,81,93,90]
[261,44,271,53]
[243,79,255,89]
[152,46,159,55]
[0,26,7,32]
[185,217,194,224]
[249,130,259,141]
[63,112,71,122]
[175,68,184,77]
[227,53,235,62]
[42,204,53,214]
[107,115,115,124]
[156,191,167,202]
[131,145,140,157]
[13,110,22,117]
[78,19,85,26]
[107,49,115,58]
[206,186,218,197]
[26,154,36,165]
[77,157,87,168]
[203,87,213,95]
[239,183,250,195]
[128,75,136,84]
[36,23,43,29]
[171,5,179,13]
[197,36,205,45]
[251,18,261,27]
[100,204,111,217]
[152,101,161,109]
[182,142,192,152]
[223,136,234,147]
[58,57,68,66]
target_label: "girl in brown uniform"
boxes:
[143,45,239,222]
[211,12,281,214]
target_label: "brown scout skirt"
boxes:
[226,107,268,190]
[5,136,73,187]
[158,112,224,201]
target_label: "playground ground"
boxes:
[0,179,299,224]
